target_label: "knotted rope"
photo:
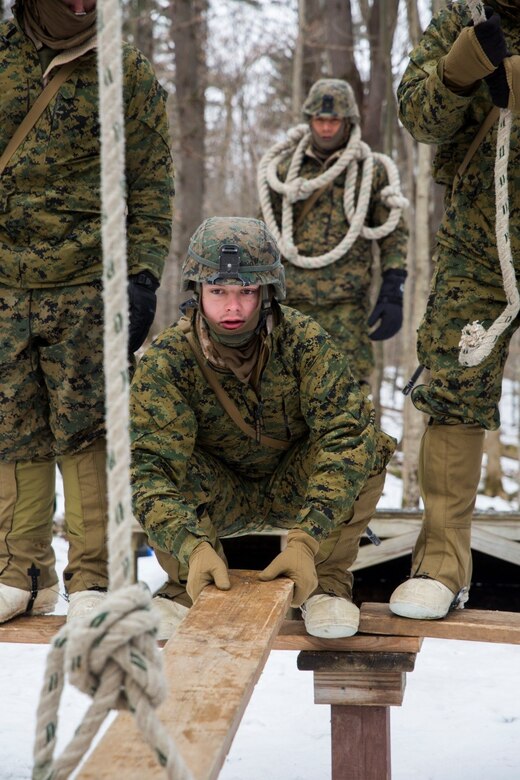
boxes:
[458,0,518,366]
[31,3,192,779]
[257,122,408,269]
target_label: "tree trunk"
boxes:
[363,0,399,150]
[158,0,207,329]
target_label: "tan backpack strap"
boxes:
[294,181,333,230]
[184,330,291,451]
[452,106,500,195]
[0,60,79,177]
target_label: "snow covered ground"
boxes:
[1,371,520,778]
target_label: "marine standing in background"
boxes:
[258,78,408,387]
[0,0,174,623]
[389,1,520,619]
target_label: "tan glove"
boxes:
[441,27,497,91]
[187,541,231,603]
[258,529,320,607]
[504,55,520,112]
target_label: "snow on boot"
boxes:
[389,577,461,620]
[302,593,360,638]
[67,589,107,621]
[152,595,189,641]
[0,583,58,623]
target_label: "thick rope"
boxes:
[31,3,192,779]
[257,123,408,269]
[458,0,518,366]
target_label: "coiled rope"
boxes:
[31,3,192,778]
[257,122,408,269]
[458,0,518,366]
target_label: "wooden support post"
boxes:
[297,649,418,780]
[331,705,390,780]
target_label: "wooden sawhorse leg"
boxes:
[331,704,390,780]
[297,650,418,780]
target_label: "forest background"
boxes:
[3,0,520,509]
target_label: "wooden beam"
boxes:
[0,614,423,652]
[313,670,406,706]
[0,614,65,644]
[297,651,417,673]
[273,620,422,653]
[331,706,391,780]
[470,526,520,566]
[360,602,520,644]
[77,571,293,780]
[351,530,418,570]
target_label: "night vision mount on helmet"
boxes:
[181,216,286,300]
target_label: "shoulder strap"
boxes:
[452,106,500,194]
[294,180,333,229]
[184,329,291,451]
[0,59,79,177]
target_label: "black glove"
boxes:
[472,7,508,67]
[368,269,407,341]
[485,56,520,110]
[128,271,159,353]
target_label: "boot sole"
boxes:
[389,601,449,620]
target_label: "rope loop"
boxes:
[258,123,407,270]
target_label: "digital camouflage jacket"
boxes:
[397,0,520,268]
[270,149,408,306]
[130,306,389,561]
[0,14,174,288]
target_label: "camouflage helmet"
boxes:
[181,217,286,300]
[302,78,360,124]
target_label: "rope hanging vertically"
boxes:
[31,2,192,778]
[458,0,518,366]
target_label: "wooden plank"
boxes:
[273,620,422,652]
[351,530,418,570]
[331,706,391,780]
[313,670,406,706]
[77,571,293,780]
[0,614,65,644]
[470,526,520,565]
[360,602,520,645]
[297,651,416,673]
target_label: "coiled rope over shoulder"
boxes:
[31,3,192,779]
[257,122,408,269]
[458,0,518,367]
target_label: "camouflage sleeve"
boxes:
[123,46,175,283]
[130,345,212,564]
[369,159,408,273]
[397,5,478,144]
[290,319,378,538]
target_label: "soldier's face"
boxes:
[60,0,97,13]
[311,116,343,141]
[201,284,261,330]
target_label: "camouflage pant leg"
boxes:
[153,447,265,602]
[286,300,373,383]
[0,283,106,461]
[411,248,517,429]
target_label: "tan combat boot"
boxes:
[390,423,485,619]
[0,460,59,622]
[58,440,109,620]
[303,469,386,638]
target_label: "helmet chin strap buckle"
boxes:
[207,243,248,285]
